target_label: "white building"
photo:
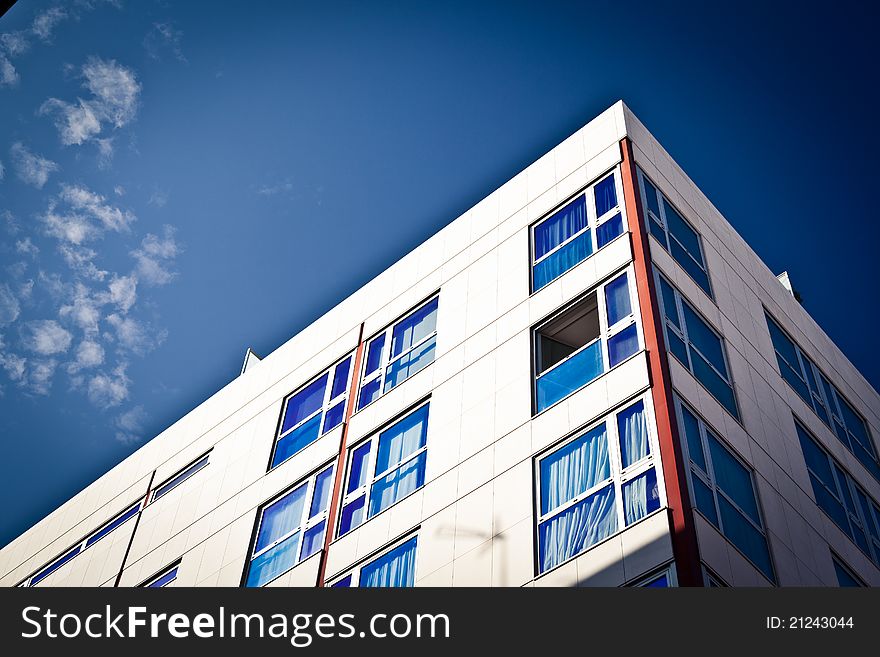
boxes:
[3,101,879,588]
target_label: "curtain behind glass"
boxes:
[281,374,328,434]
[540,424,609,515]
[533,231,592,290]
[361,537,418,587]
[539,485,617,572]
[391,298,438,358]
[534,196,587,260]
[375,405,429,473]
[369,452,426,517]
[255,483,307,552]
[617,400,648,468]
[623,468,659,525]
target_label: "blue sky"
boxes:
[1,0,878,547]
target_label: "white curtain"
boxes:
[623,468,659,526]
[369,453,426,517]
[540,485,617,572]
[255,483,307,552]
[540,424,609,515]
[361,537,418,587]
[617,401,648,469]
[375,405,429,473]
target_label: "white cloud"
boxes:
[115,404,147,444]
[31,7,68,41]
[10,142,59,189]
[257,180,294,196]
[39,57,141,148]
[0,351,26,382]
[147,189,168,207]
[113,185,125,196]
[107,274,137,312]
[58,184,135,232]
[0,54,18,87]
[96,137,114,168]
[20,319,73,355]
[0,31,30,56]
[42,183,136,249]
[131,225,181,285]
[59,284,102,334]
[143,22,186,63]
[67,339,104,373]
[87,362,130,407]
[57,243,108,280]
[0,159,4,180]
[15,237,39,257]
[106,313,166,355]
[0,284,21,326]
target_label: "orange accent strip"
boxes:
[620,137,703,586]
[316,323,366,586]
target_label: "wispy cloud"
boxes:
[0,54,18,87]
[0,31,30,56]
[143,22,186,63]
[86,361,130,408]
[256,179,294,196]
[41,183,136,248]
[131,225,181,285]
[39,57,141,147]
[115,404,147,444]
[0,284,21,326]
[106,313,167,355]
[15,238,40,258]
[10,142,59,189]
[67,339,104,373]
[31,7,68,42]
[20,319,73,355]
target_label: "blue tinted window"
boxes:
[596,213,623,248]
[339,495,366,536]
[322,400,345,434]
[369,452,427,518]
[30,545,81,586]
[608,324,639,367]
[540,423,609,515]
[255,483,307,552]
[331,357,352,399]
[246,533,299,587]
[707,434,760,524]
[310,468,334,518]
[539,484,617,573]
[347,442,371,494]
[300,521,325,561]
[364,335,385,376]
[663,200,701,257]
[146,566,178,588]
[272,414,322,467]
[332,575,352,587]
[360,537,418,588]
[681,305,726,375]
[692,476,718,526]
[618,400,649,468]
[594,175,617,217]
[534,196,587,260]
[281,374,328,434]
[623,468,660,525]
[358,378,381,409]
[384,335,436,392]
[375,405,429,474]
[533,230,592,290]
[680,405,706,472]
[641,176,660,217]
[833,559,863,587]
[604,274,631,326]
[152,455,209,502]
[536,339,603,411]
[85,503,140,547]
[390,298,438,358]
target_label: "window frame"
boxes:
[656,273,739,420]
[831,553,866,587]
[151,450,211,503]
[337,401,430,538]
[532,266,643,414]
[529,168,627,293]
[629,565,677,587]
[637,168,713,298]
[534,393,665,575]
[140,562,181,588]
[675,396,775,583]
[244,462,336,587]
[269,352,355,470]
[357,295,439,411]
[766,311,879,480]
[328,533,419,587]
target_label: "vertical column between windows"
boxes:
[315,323,366,587]
[619,137,702,587]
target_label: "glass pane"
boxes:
[338,495,366,536]
[690,350,738,419]
[31,545,82,585]
[838,396,873,454]
[281,374,328,434]
[332,575,352,587]
[300,521,326,561]
[717,496,774,582]
[375,405,430,473]
[272,414,322,467]
[384,334,436,392]
[347,442,371,494]
[663,199,701,259]
[681,304,726,376]
[364,335,385,376]
[596,213,623,248]
[809,473,850,534]
[533,230,592,290]
[152,456,209,502]
[641,176,660,217]
[608,324,638,367]
[780,360,811,406]
[618,400,649,468]
[796,425,834,487]
[765,317,800,371]
[369,452,427,517]
[667,330,689,365]
[604,274,632,326]
[594,175,617,217]
[331,357,352,399]
[390,297,438,358]
[657,277,680,329]
[540,423,609,515]
[669,238,712,295]
[147,567,178,588]
[255,483,307,552]
[534,196,588,260]
[649,215,666,242]
[707,434,760,525]
[535,339,603,411]
[692,475,718,526]
[538,484,617,573]
[310,468,334,518]
[360,537,418,588]
[85,503,140,547]
[246,532,300,587]
[641,573,669,588]
[358,378,381,409]
[833,560,862,587]
[623,468,660,525]
[680,405,706,472]
[322,400,345,434]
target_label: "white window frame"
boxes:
[530,168,627,292]
[637,168,712,297]
[534,392,665,575]
[151,450,211,502]
[675,396,774,582]
[328,532,419,587]
[656,273,738,419]
[629,565,678,587]
[246,463,336,587]
[337,402,430,537]
[357,296,439,411]
[271,352,355,469]
[141,562,181,587]
[533,265,642,414]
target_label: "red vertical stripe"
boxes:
[619,137,703,586]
